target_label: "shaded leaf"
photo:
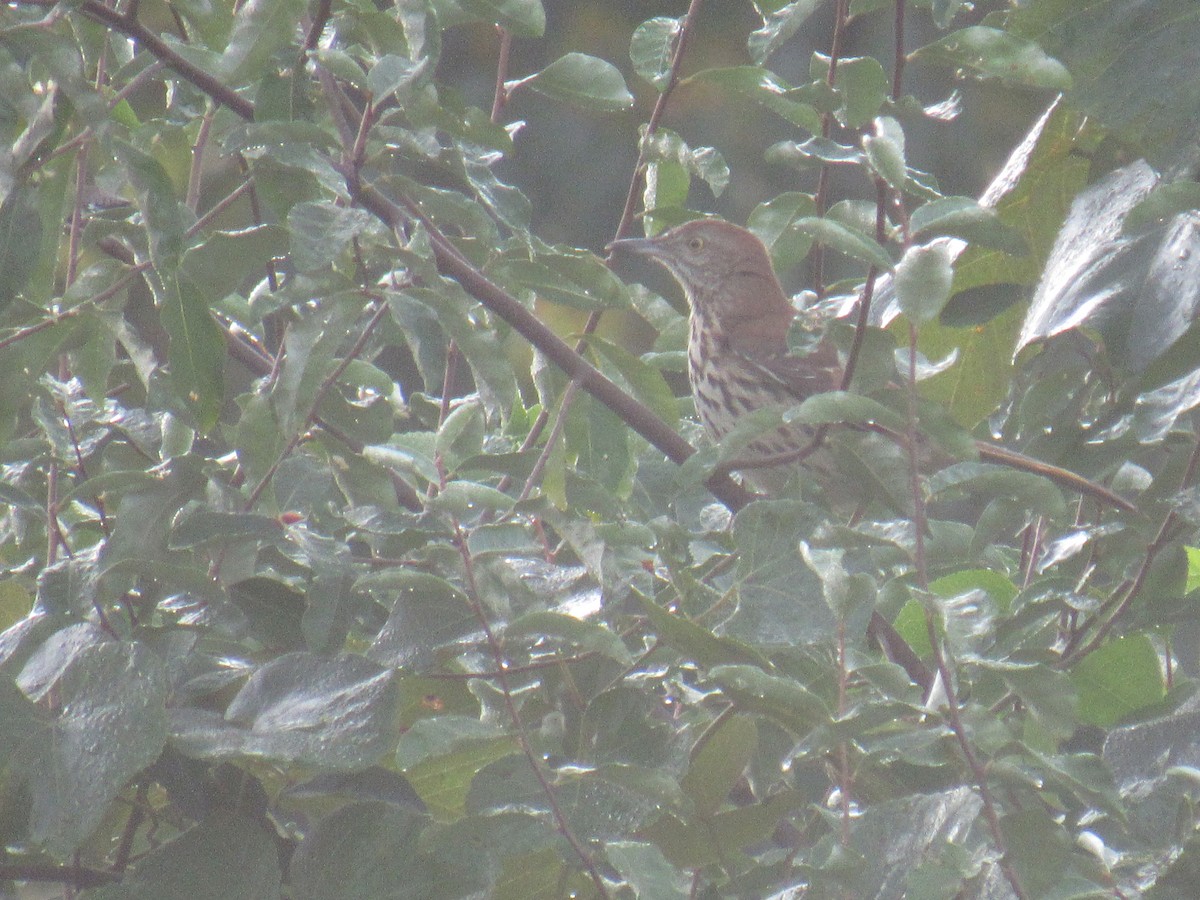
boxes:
[895,242,954,323]
[92,813,281,900]
[460,0,545,38]
[28,642,168,857]
[170,653,397,770]
[1072,635,1165,727]
[218,0,308,86]
[912,26,1072,90]
[684,66,821,131]
[793,216,893,270]
[519,53,633,112]
[910,196,1028,255]
[630,16,680,91]
[0,182,42,306]
[749,0,822,65]
[863,116,906,192]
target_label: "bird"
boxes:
[609,218,879,500]
[607,218,1134,513]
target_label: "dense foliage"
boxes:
[1,0,1200,897]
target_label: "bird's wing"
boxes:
[753,342,841,404]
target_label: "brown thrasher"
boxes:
[608,218,1135,512]
[609,219,865,498]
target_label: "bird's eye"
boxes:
[687,237,704,251]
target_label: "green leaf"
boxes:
[114,140,187,267]
[406,743,520,820]
[927,462,1065,516]
[863,116,906,191]
[1010,0,1200,169]
[766,136,863,169]
[362,571,478,670]
[749,0,822,65]
[29,642,168,857]
[643,158,690,226]
[1123,180,1200,233]
[565,392,635,498]
[160,274,226,433]
[1072,634,1165,727]
[635,592,771,670]
[179,224,289,300]
[460,0,546,38]
[171,653,398,769]
[394,715,509,770]
[1187,546,1200,594]
[681,714,757,818]
[909,196,1028,255]
[748,191,817,267]
[366,54,427,104]
[819,54,889,129]
[644,791,803,870]
[426,480,514,516]
[640,128,730,200]
[792,216,893,270]
[93,813,282,900]
[783,391,907,431]
[912,26,1072,90]
[708,665,829,735]
[504,610,634,665]
[1000,808,1072,898]
[587,334,678,427]
[606,841,688,900]
[290,802,481,900]
[895,242,954,323]
[911,102,1091,426]
[929,568,1017,611]
[218,0,308,86]
[168,504,283,549]
[0,182,42,307]
[519,53,633,112]
[684,66,821,131]
[495,251,630,311]
[630,16,681,91]
[288,202,378,274]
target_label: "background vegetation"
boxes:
[1,0,1200,897]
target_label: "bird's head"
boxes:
[608,219,794,352]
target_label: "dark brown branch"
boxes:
[507,0,706,501]
[0,864,119,890]
[17,0,256,120]
[347,178,757,512]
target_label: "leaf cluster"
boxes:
[0,1,1199,898]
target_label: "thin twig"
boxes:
[924,609,1027,899]
[489,27,513,121]
[1062,432,1200,664]
[238,300,390,515]
[302,0,333,54]
[810,0,849,299]
[906,323,927,586]
[186,104,215,211]
[509,0,706,502]
[452,522,611,898]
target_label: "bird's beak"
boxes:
[605,236,661,258]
